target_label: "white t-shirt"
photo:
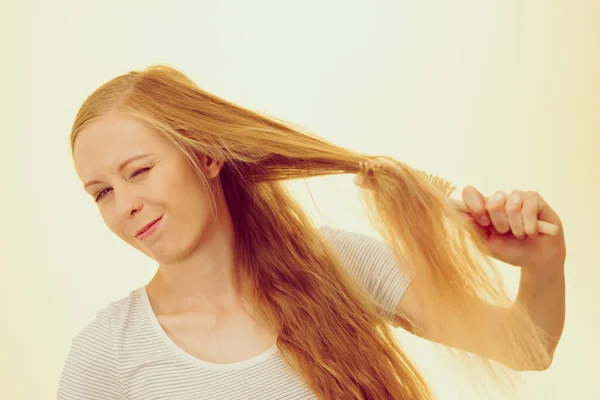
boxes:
[57,225,412,399]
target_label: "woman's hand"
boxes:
[461,186,566,271]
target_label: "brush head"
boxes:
[413,168,457,198]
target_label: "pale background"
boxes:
[2,1,598,398]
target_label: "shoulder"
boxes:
[317,224,412,288]
[318,225,407,272]
[57,290,138,399]
[319,224,383,252]
[318,225,413,323]
[72,290,137,344]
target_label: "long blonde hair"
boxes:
[70,65,550,399]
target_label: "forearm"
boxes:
[511,263,566,358]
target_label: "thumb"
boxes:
[460,212,491,245]
[353,174,374,190]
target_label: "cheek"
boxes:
[154,165,192,200]
[171,182,216,237]
[100,209,130,242]
[168,169,211,210]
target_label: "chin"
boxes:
[130,221,210,265]
[142,240,197,266]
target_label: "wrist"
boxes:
[521,261,565,285]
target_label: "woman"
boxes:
[57,65,566,399]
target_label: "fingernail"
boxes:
[480,216,490,226]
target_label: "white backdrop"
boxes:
[2,1,598,398]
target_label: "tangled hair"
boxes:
[69,65,550,399]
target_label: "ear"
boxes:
[201,155,225,180]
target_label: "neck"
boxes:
[146,210,250,313]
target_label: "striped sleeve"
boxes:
[57,308,123,400]
[320,225,413,323]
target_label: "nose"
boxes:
[115,188,143,220]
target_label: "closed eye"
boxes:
[94,166,153,203]
[131,167,151,178]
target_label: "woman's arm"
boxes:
[395,262,565,371]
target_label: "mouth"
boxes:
[135,216,163,239]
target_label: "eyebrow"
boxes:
[83,153,153,189]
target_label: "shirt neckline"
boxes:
[136,286,279,372]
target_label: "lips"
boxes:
[136,216,162,237]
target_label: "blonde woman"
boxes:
[57,65,566,399]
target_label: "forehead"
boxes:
[73,112,167,181]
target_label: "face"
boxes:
[73,111,223,264]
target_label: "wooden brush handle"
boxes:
[449,198,560,236]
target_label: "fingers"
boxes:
[353,175,367,188]
[486,191,510,234]
[353,173,376,190]
[353,174,375,190]
[506,191,525,239]
[459,211,490,244]
[462,186,490,226]
[522,191,541,238]
[483,189,538,239]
